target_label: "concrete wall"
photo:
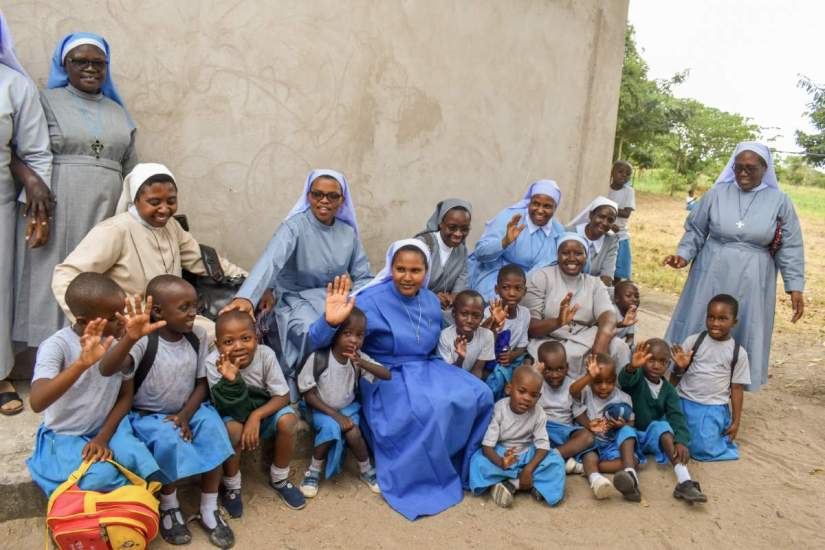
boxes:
[6,0,628,268]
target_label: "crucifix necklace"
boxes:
[71,93,105,159]
[736,188,760,230]
[401,295,424,344]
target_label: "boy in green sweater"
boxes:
[619,338,707,504]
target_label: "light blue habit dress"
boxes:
[665,142,805,391]
[235,169,372,393]
[468,180,566,301]
[309,239,494,520]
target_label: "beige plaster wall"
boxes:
[6,0,628,268]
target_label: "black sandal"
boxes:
[0,391,23,416]
[159,508,192,545]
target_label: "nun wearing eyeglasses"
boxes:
[222,170,373,394]
[13,32,138,348]
[664,142,805,390]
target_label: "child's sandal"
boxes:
[159,508,192,545]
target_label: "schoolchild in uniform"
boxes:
[438,290,495,379]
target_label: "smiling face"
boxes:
[539,348,568,389]
[527,193,557,227]
[557,240,587,276]
[586,205,617,239]
[391,248,428,297]
[217,315,257,369]
[705,301,737,340]
[64,44,107,94]
[134,181,178,227]
[506,367,543,414]
[152,283,198,333]
[307,176,343,225]
[733,150,767,192]
[453,294,485,337]
[438,207,471,248]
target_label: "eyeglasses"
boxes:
[309,190,343,202]
[67,58,107,70]
[733,163,761,175]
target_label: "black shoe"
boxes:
[201,509,235,549]
[531,488,545,503]
[673,480,707,503]
[160,507,192,545]
[613,470,642,503]
[221,488,243,518]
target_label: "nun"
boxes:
[565,196,619,286]
[664,141,805,390]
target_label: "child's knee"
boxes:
[344,424,362,441]
[225,421,243,447]
[575,429,595,447]
[277,412,298,435]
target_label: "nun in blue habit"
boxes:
[468,180,566,301]
[308,239,494,520]
[664,142,805,390]
[227,169,372,395]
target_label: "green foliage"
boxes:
[796,76,825,167]
[775,155,825,188]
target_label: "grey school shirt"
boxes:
[205,345,289,398]
[579,385,634,422]
[297,350,378,410]
[482,398,550,453]
[676,333,751,406]
[32,327,130,436]
[438,325,495,371]
[128,325,209,414]
[539,377,585,425]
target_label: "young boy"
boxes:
[671,294,750,462]
[469,365,565,508]
[571,353,641,502]
[27,273,159,496]
[438,290,495,379]
[100,275,235,549]
[536,341,594,475]
[206,310,302,517]
[484,265,531,398]
[297,307,391,497]
[607,160,635,282]
[620,339,707,503]
[613,280,640,349]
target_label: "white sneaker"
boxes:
[565,457,584,475]
[491,481,516,508]
[300,470,320,498]
[590,476,615,500]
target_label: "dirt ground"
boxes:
[3,193,825,549]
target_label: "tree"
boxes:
[796,76,825,167]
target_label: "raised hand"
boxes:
[454,335,468,359]
[557,292,580,327]
[620,305,638,327]
[502,214,527,248]
[630,341,651,370]
[324,275,355,326]
[78,319,114,367]
[489,299,508,331]
[532,361,546,376]
[663,255,688,269]
[117,294,167,341]
[217,353,240,383]
[584,354,600,379]
[670,344,693,371]
[501,447,519,469]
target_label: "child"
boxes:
[571,353,641,502]
[620,339,707,503]
[438,290,495,379]
[206,310,303,518]
[483,265,531,398]
[27,273,159,496]
[607,160,635,282]
[100,275,234,549]
[670,294,750,461]
[297,307,391,497]
[685,188,698,212]
[469,365,565,508]
[535,341,594,474]
[613,280,639,349]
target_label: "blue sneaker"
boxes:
[221,488,243,518]
[300,470,320,498]
[359,467,381,494]
[269,479,306,510]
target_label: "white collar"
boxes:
[526,215,552,236]
[434,231,453,267]
[575,223,604,254]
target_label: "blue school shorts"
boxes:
[593,424,637,461]
[615,239,632,279]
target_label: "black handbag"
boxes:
[176,215,246,320]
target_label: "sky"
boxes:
[628,0,825,155]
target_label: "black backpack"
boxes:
[133,331,200,393]
[687,331,741,382]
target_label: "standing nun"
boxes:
[664,141,805,390]
[414,198,472,324]
[565,196,619,287]
[469,180,565,301]
[222,169,372,396]
[14,32,138,348]
[0,11,52,415]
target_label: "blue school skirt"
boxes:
[593,424,637,461]
[635,420,673,464]
[681,398,739,461]
[615,239,632,279]
[469,445,565,505]
[546,420,584,447]
[484,355,526,400]
[27,417,159,496]
[303,401,362,480]
[129,403,234,484]
[222,405,295,441]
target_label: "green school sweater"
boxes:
[210,376,271,423]
[618,367,691,447]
